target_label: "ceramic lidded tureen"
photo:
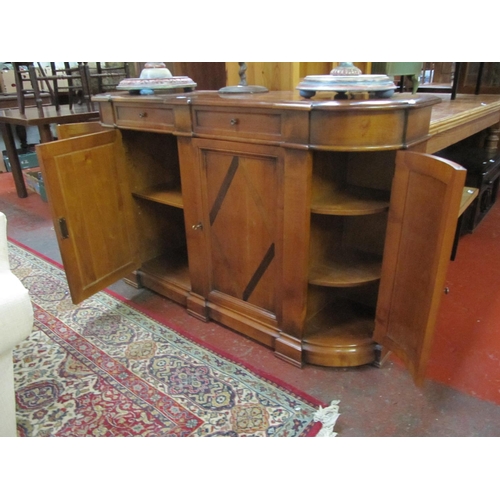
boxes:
[296,62,397,99]
[117,62,197,94]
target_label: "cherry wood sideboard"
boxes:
[36,91,500,385]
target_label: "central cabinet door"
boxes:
[191,139,285,343]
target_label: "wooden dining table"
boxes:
[0,92,51,110]
[0,104,99,198]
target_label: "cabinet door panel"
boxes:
[56,122,106,139]
[36,129,140,303]
[374,151,466,384]
[197,140,283,318]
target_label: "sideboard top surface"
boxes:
[93,90,442,112]
[93,91,500,153]
[93,90,500,122]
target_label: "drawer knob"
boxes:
[230,118,239,126]
[139,112,148,118]
[192,222,203,231]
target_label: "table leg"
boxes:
[15,126,28,151]
[37,124,54,143]
[0,122,28,198]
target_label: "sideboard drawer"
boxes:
[114,104,175,132]
[192,107,283,142]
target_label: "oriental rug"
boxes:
[9,241,338,437]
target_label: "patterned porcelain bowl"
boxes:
[117,63,195,93]
[139,62,173,79]
[296,74,397,99]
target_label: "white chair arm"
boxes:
[0,271,34,353]
[0,212,34,436]
[0,213,9,272]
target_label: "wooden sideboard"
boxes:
[35,90,500,385]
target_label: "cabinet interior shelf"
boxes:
[140,251,191,290]
[132,184,184,208]
[309,249,382,287]
[311,187,390,215]
[303,300,376,366]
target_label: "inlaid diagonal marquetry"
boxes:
[209,156,239,226]
[204,151,278,313]
[242,243,275,302]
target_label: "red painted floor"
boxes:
[1,170,500,436]
[429,199,500,404]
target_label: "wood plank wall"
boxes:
[225,62,372,91]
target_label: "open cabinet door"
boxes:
[374,151,466,385]
[56,122,106,139]
[36,129,140,304]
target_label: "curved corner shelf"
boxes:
[303,301,376,367]
[309,249,382,287]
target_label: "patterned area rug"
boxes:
[9,241,334,437]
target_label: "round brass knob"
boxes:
[139,112,148,118]
[192,222,203,231]
[230,118,239,126]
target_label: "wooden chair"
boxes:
[12,62,93,114]
[371,62,423,94]
[12,62,42,113]
[83,62,129,94]
[416,62,500,100]
[38,62,93,110]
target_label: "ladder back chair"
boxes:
[12,62,93,113]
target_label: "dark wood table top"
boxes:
[0,104,99,126]
[0,92,51,109]
[0,103,100,199]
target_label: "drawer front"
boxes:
[193,107,283,141]
[114,104,175,132]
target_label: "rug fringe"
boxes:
[313,400,340,437]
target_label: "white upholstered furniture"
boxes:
[0,212,33,437]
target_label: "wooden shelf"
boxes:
[303,300,376,367]
[459,186,479,217]
[311,186,390,215]
[140,250,191,290]
[309,249,382,287]
[133,184,184,208]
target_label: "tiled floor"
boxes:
[2,170,500,437]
